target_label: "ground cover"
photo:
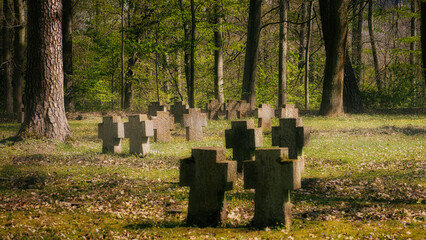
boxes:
[0,113,425,239]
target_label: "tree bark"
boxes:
[120,0,126,109]
[278,0,288,107]
[2,0,13,113]
[189,0,196,108]
[318,0,347,116]
[18,0,71,141]
[352,0,364,84]
[368,0,382,92]
[343,53,364,113]
[299,1,307,84]
[63,0,74,112]
[213,2,224,104]
[13,0,25,114]
[241,0,262,110]
[304,0,313,110]
[422,1,426,87]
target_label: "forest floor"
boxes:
[0,113,425,239]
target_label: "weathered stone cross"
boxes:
[124,114,153,156]
[237,100,251,118]
[224,100,239,120]
[276,104,299,118]
[98,116,125,153]
[183,108,207,141]
[206,99,223,120]
[148,101,167,117]
[244,148,302,228]
[255,104,275,131]
[225,120,263,172]
[170,101,189,125]
[180,147,237,227]
[153,111,174,142]
[272,118,310,159]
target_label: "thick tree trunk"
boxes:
[13,0,25,114]
[213,3,224,104]
[343,53,364,113]
[2,0,13,113]
[124,55,136,110]
[368,0,382,92]
[18,0,71,141]
[241,0,262,110]
[63,0,74,112]
[278,0,288,107]
[352,0,364,84]
[304,0,313,110]
[318,0,347,116]
[188,0,196,108]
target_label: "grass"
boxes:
[0,113,425,239]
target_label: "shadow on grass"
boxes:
[125,220,185,229]
[0,164,47,190]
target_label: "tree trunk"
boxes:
[124,55,136,110]
[189,0,196,108]
[13,0,25,114]
[2,0,13,113]
[352,0,364,84]
[304,0,313,110]
[63,0,74,112]
[299,1,307,84]
[368,0,382,92]
[19,0,71,141]
[343,53,364,113]
[422,1,426,87]
[213,2,224,104]
[241,0,262,110]
[278,0,288,108]
[120,0,125,109]
[318,0,347,116]
[410,0,416,66]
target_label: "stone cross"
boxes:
[170,101,189,125]
[225,100,239,120]
[183,108,207,141]
[148,101,167,117]
[272,118,310,159]
[180,147,237,227]
[153,111,174,142]
[244,148,302,228]
[124,114,154,156]
[206,99,223,120]
[225,120,263,172]
[237,100,252,118]
[276,104,299,118]
[255,104,275,131]
[98,116,125,153]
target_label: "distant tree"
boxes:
[318,0,348,116]
[278,0,288,107]
[241,0,262,110]
[368,0,382,91]
[422,1,426,85]
[13,0,25,114]
[2,0,13,113]
[352,0,364,84]
[63,0,74,112]
[343,53,364,113]
[18,0,71,141]
[213,0,225,104]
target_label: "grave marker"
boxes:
[206,99,223,120]
[153,111,174,142]
[183,108,207,141]
[180,147,237,227]
[237,100,252,118]
[170,101,189,124]
[225,100,239,120]
[225,120,263,172]
[272,118,310,159]
[98,116,125,153]
[276,104,299,118]
[255,104,275,131]
[148,101,167,117]
[124,114,154,156]
[244,148,301,228]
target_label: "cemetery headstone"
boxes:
[124,114,154,156]
[153,111,174,142]
[276,104,299,118]
[255,104,275,131]
[180,147,237,227]
[225,100,239,120]
[225,120,263,172]
[244,148,302,228]
[98,116,125,153]
[206,99,224,120]
[148,101,167,117]
[170,101,189,124]
[237,100,252,118]
[183,108,207,141]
